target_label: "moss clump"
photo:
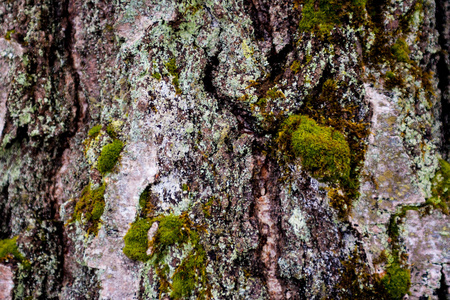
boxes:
[290,60,301,74]
[0,236,25,262]
[139,188,150,209]
[391,38,410,63]
[72,183,106,235]
[123,211,209,298]
[381,264,411,299]
[428,159,450,214]
[279,115,351,181]
[106,124,117,139]
[97,139,124,175]
[123,219,152,262]
[385,71,404,89]
[298,0,367,36]
[139,213,209,298]
[88,125,102,138]
[152,72,161,80]
[153,214,190,249]
[281,79,370,218]
[171,239,207,299]
[336,247,388,299]
[165,58,181,95]
[266,87,285,99]
[5,29,15,40]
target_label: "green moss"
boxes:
[97,139,124,175]
[266,87,285,99]
[106,124,117,139]
[427,159,450,214]
[385,71,404,89]
[72,183,106,235]
[123,219,151,262]
[5,29,15,40]
[281,79,370,218]
[88,125,102,138]
[0,236,24,262]
[381,264,411,299]
[139,188,150,209]
[152,72,161,80]
[202,197,214,218]
[391,38,411,63]
[142,213,209,298]
[298,0,367,36]
[279,115,351,181]
[154,214,190,247]
[171,242,207,299]
[165,58,182,95]
[336,247,388,299]
[290,60,301,74]
[181,183,189,192]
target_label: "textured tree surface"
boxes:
[0,0,449,299]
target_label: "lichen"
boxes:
[97,139,124,175]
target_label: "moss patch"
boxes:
[391,38,411,63]
[152,72,161,80]
[97,139,124,175]
[381,264,411,299]
[165,58,182,95]
[72,183,106,235]
[88,125,102,138]
[124,213,209,298]
[298,0,367,36]
[123,219,152,262]
[281,115,351,181]
[0,236,25,262]
[427,159,450,214]
[335,247,388,299]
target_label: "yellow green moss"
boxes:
[298,0,367,36]
[5,29,15,40]
[171,241,207,299]
[0,236,24,262]
[381,264,411,299]
[72,183,106,235]
[97,139,124,175]
[88,125,102,138]
[282,79,370,218]
[106,123,117,139]
[391,38,411,63]
[278,115,351,181]
[152,72,161,80]
[123,219,152,262]
[165,58,181,95]
[290,60,301,74]
[335,247,388,299]
[123,213,209,298]
[427,159,450,214]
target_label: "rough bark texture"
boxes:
[0,0,448,299]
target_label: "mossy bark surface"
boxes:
[0,0,449,299]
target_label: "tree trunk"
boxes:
[0,0,449,299]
